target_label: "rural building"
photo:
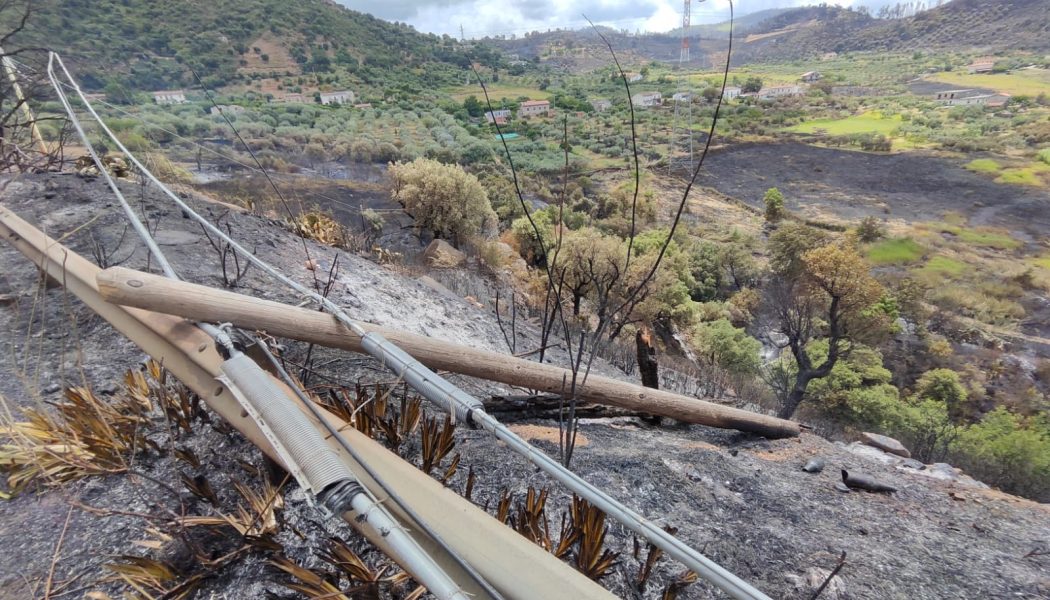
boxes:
[672,91,692,103]
[967,57,997,74]
[320,90,355,105]
[278,93,305,103]
[625,73,644,83]
[758,85,803,100]
[800,71,822,82]
[832,86,882,97]
[484,109,511,125]
[209,104,246,115]
[631,91,663,107]
[935,89,1010,107]
[591,99,612,112]
[153,90,187,105]
[722,86,742,100]
[518,99,551,118]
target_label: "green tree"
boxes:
[767,243,891,418]
[741,76,763,94]
[763,187,785,223]
[768,223,831,276]
[389,158,496,246]
[693,319,762,376]
[914,369,968,415]
[463,95,484,117]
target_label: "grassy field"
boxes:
[867,237,924,264]
[918,255,967,277]
[446,84,551,102]
[787,111,902,136]
[933,223,1022,249]
[928,69,1050,96]
[965,158,1002,173]
[965,158,1048,187]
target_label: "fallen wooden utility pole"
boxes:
[0,205,616,600]
[97,267,800,439]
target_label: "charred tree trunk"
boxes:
[636,326,659,389]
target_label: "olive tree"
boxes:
[388,157,496,246]
[766,242,892,418]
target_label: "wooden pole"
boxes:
[97,267,800,438]
[0,46,47,155]
[1,205,614,600]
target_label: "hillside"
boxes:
[1,174,1049,599]
[491,0,1050,68]
[737,0,1050,61]
[2,0,497,91]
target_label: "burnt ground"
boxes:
[701,142,1050,241]
[0,172,1049,600]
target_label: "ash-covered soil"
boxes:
[1,173,1048,600]
[702,142,1050,240]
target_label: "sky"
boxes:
[335,0,893,39]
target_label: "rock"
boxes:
[842,469,897,493]
[785,566,848,599]
[422,239,466,268]
[802,458,826,473]
[861,432,912,458]
[899,458,925,470]
[846,441,902,466]
[42,382,61,394]
[834,482,851,493]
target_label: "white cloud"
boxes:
[336,0,893,38]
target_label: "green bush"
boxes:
[951,408,1050,502]
[691,319,762,376]
[763,187,785,223]
[1037,148,1050,165]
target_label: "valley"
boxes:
[1,0,1049,598]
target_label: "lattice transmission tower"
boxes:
[669,0,702,175]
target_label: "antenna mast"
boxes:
[669,0,701,174]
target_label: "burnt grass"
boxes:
[702,142,1050,241]
[1,173,1049,599]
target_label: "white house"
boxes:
[967,57,996,74]
[722,86,742,100]
[672,91,693,103]
[591,99,612,112]
[320,90,355,105]
[518,100,551,117]
[625,73,644,83]
[936,89,1010,107]
[153,90,187,105]
[485,109,511,124]
[758,85,803,100]
[631,91,662,107]
[800,71,822,83]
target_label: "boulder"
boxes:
[487,241,528,275]
[422,239,466,268]
[802,458,826,473]
[861,432,911,458]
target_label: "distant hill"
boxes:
[735,0,1050,61]
[1,0,497,91]
[492,0,1050,69]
